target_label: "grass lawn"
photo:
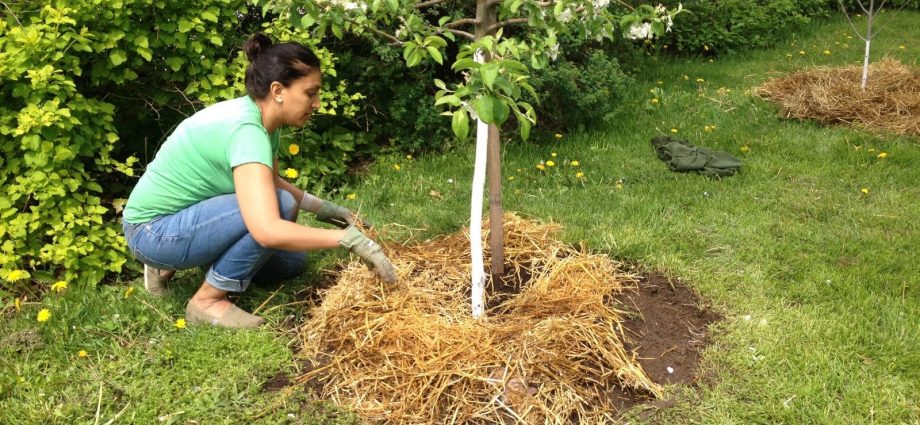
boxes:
[2,11,919,424]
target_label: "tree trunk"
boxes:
[861,0,875,91]
[468,0,502,318]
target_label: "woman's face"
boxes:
[278,71,322,127]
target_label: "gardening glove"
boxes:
[301,193,371,229]
[338,225,397,283]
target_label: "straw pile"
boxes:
[754,57,920,137]
[295,213,661,424]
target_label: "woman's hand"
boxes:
[316,201,372,229]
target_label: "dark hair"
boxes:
[243,33,321,99]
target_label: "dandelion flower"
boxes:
[124,287,135,298]
[551,152,557,157]
[704,125,712,132]
[174,318,186,329]
[346,193,356,200]
[536,163,545,171]
[570,160,579,166]
[799,50,806,55]
[50,281,67,293]
[508,176,515,181]
[786,53,793,58]
[615,183,624,190]
[14,298,21,311]
[657,80,663,85]
[575,172,584,178]
[406,154,413,160]
[6,270,27,282]
[899,45,906,50]
[861,188,870,195]
[877,152,887,158]
[696,78,705,83]
[670,128,678,134]
[823,50,831,55]
[288,144,300,155]
[37,308,51,323]
[682,75,689,81]
[78,350,88,358]
[740,145,751,153]
[284,168,298,179]
[393,164,401,171]
[546,160,555,167]
[703,44,710,51]
[651,98,659,105]
[554,133,563,139]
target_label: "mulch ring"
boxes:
[271,214,718,423]
[754,57,920,138]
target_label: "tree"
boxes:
[259,0,681,317]
[838,0,912,90]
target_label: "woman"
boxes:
[122,33,396,329]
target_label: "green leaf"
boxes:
[165,57,185,71]
[425,35,447,48]
[134,35,149,49]
[452,110,469,140]
[301,14,315,27]
[109,50,127,66]
[386,0,398,12]
[480,63,499,90]
[474,96,495,124]
[86,182,103,192]
[137,46,152,61]
[178,18,194,33]
[209,35,223,46]
[515,109,531,140]
[651,21,665,36]
[435,94,460,106]
[433,79,447,90]
[402,43,417,62]
[202,9,219,23]
[426,46,443,64]
[451,58,480,71]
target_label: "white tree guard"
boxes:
[469,51,488,319]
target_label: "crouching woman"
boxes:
[121,33,396,328]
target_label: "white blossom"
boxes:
[593,0,610,8]
[627,22,653,40]
[557,8,573,23]
[548,43,560,61]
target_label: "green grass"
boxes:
[3,11,920,424]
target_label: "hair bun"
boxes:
[244,33,273,62]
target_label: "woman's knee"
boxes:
[276,189,298,221]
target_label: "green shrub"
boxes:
[0,1,361,294]
[654,0,830,54]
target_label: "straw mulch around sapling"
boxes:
[755,57,920,137]
[294,213,662,424]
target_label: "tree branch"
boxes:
[446,18,479,29]
[487,17,529,33]
[838,0,868,42]
[446,28,476,41]
[414,0,448,8]
[0,0,23,27]
[367,26,403,45]
[871,0,910,38]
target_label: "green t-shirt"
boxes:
[123,95,279,224]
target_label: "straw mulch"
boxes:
[295,213,661,424]
[754,57,920,137]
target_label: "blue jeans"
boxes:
[122,189,306,293]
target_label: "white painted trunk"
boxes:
[469,118,488,318]
[861,38,871,91]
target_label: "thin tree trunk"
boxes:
[861,0,875,91]
[486,125,504,281]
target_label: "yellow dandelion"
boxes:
[575,172,584,179]
[704,125,712,132]
[740,145,751,153]
[615,183,624,190]
[899,45,906,50]
[703,44,710,51]
[843,44,849,48]
[78,350,88,358]
[288,144,300,155]
[536,163,545,171]
[50,281,68,293]
[823,50,831,55]
[651,98,659,105]
[861,188,870,195]
[6,270,27,282]
[406,154,413,160]
[868,148,876,153]
[508,176,515,181]
[174,318,186,329]
[708,59,714,63]
[649,89,656,94]
[37,308,51,323]
[799,50,806,55]
[284,168,298,179]
[786,53,793,58]
[516,168,522,173]
[124,287,135,298]
[346,193,356,200]
[551,152,557,157]
[877,152,887,158]
[14,298,21,312]
[554,133,563,139]
[682,75,689,81]
[393,164,401,171]
[546,160,555,167]
[671,128,679,134]
[657,80,663,85]
[570,160,579,166]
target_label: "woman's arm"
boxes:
[234,162,344,250]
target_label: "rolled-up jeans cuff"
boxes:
[205,267,250,293]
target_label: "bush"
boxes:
[0,1,361,294]
[653,0,830,54]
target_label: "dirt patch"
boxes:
[611,272,720,412]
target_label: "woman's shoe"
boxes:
[144,264,172,297]
[185,301,264,328]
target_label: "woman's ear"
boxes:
[269,81,285,103]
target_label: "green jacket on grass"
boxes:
[651,136,742,178]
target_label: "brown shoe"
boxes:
[185,301,264,329]
[144,264,172,297]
